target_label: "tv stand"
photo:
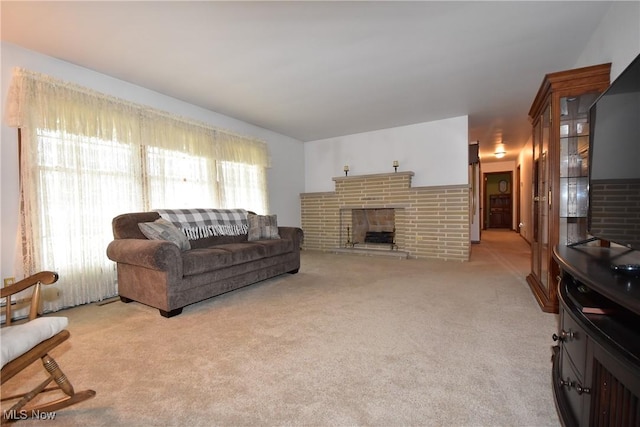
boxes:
[552,245,640,426]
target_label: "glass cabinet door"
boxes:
[532,104,551,292]
[558,93,600,246]
[540,104,550,292]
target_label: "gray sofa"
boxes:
[106,210,303,317]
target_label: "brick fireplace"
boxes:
[300,172,470,261]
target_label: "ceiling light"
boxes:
[494,144,507,159]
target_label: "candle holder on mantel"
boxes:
[393,160,399,172]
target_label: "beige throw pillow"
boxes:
[248,214,280,241]
[138,218,191,251]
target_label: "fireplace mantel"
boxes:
[340,204,408,210]
[333,171,415,182]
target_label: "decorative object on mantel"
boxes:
[393,160,399,172]
[344,165,349,176]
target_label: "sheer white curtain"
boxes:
[141,115,219,209]
[216,133,270,214]
[6,68,271,312]
[6,69,143,310]
[145,146,219,209]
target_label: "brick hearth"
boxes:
[300,172,470,261]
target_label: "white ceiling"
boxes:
[1,1,614,162]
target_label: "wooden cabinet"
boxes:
[527,63,610,313]
[489,194,511,228]
[552,245,640,426]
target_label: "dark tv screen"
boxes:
[588,53,640,250]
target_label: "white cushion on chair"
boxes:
[1,317,68,368]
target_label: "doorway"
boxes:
[484,171,513,230]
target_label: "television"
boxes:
[588,52,640,252]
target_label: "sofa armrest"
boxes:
[278,227,304,249]
[106,239,183,277]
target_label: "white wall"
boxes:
[304,116,469,193]
[518,138,533,244]
[1,42,304,279]
[574,2,640,81]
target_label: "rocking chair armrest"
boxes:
[0,271,58,299]
[106,238,183,274]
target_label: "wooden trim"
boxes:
[529,63,611,119]
[527,273,559,313]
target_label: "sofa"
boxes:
[106,209,303,318]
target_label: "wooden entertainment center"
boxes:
[552,244,640,426]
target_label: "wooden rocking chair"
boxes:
[1,271,95,424]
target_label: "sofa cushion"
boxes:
[139,218,191,251]
[212,243,267,265]
[182,248,234,276]
[188,233,248,250]
[113,212,161,239]
[182,243,268,276]
[1,317,68,368]
[250,238,293,257]
[248,214,280,241]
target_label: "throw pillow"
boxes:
[248,214,280,241]
[138,218,191,251]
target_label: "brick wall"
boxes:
[300,172,470,261]
[590,180,640,247]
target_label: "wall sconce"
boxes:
[393,160,399,172]
[494,144,507,159]
[344,165,349,176]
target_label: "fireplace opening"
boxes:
[365,231,395,244]
[351,208,395,246]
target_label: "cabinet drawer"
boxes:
[560,347,586,424]
[560,309,587,375]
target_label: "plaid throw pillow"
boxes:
[138,218,191,251]
[248,214,280,241]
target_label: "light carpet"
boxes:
[1,230,560,426]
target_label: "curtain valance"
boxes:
[5,67,270,167]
